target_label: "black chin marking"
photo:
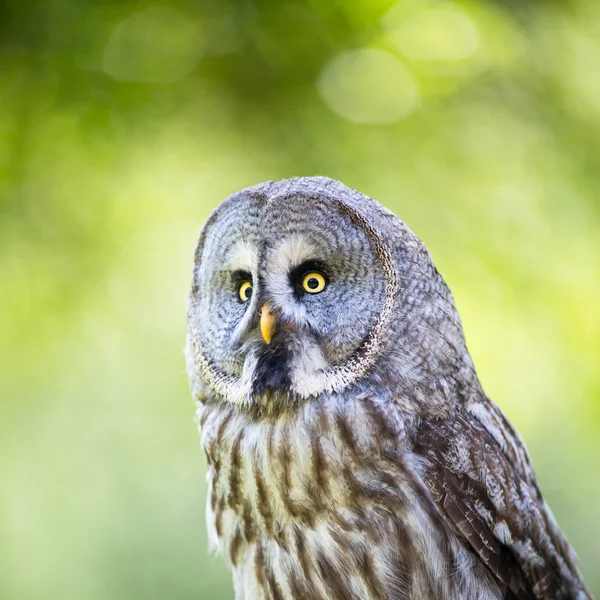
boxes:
[251,339,292,396]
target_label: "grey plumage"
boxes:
[186,176,590,599]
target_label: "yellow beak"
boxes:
[260,303,276,345]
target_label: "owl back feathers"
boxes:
[414,402,590,600]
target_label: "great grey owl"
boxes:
[185,177,590,599]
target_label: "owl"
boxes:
[186,177,590,600]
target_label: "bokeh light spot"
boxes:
[317,49,419,124]
[384,2,480,61]
[103,6,203,84]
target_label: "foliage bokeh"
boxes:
[1,0,599,597]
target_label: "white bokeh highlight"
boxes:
[383,2,480,61]
[317,49,419,124]
[103,6,203,84]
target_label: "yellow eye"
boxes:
[238,281,253,302]
[301,271,326,294]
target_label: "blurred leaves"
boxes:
[1,0,599,598]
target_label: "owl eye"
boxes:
[301,271,327,294]
[238,281,253,302]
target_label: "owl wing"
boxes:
[413,399,588,600]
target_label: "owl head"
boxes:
[186,177,479,414]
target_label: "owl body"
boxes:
[187,177,590,599]
[199,390,509,600]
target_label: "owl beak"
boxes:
[260,303,277,345]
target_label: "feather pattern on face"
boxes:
[186,176,590,600]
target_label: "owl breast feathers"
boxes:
[186,176,590,600]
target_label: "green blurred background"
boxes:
[1,0,599,597]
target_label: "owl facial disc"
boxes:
[186,177,399,410]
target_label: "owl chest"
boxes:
[200,398,413,550]
[199,400,496,599]
[203,425,414,600]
